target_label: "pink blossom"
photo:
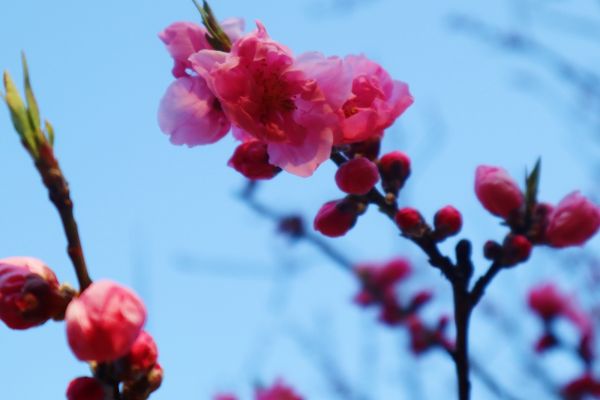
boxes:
[299,53,413,144]
[545,191,600,248]
[0,257,63,330]
[65,280,147,362]
[255,380,303,400]
[159,19,245,78]
[335,157,380,195]
[66,377,106,400]
[474,165,523,218]
[190,22,341,176]
[158,76,231,146]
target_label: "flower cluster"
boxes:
[214,379,303,400]
[0,257,161,400]
[527,283,599,399]
[475,165,600,264]
[159,16,413,178]
[353,257,451,354]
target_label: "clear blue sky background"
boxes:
[0,0,599,399]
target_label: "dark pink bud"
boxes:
[66,377,106,400]
[483,240,502,261]
[379,300,404,326]
[66,280,147,362]
[128,331,158,372]
[545,192,600,248]
[395,207,425,236]
[534,333,558,353]
[433,206,462,240]
[335,157,380,195]
[376,258,412,287]
[314,200,358,237]
[502,234,532,266]
[406,316,433,355]
[0,257,63,330]
[409,290,434,310]
[228,141,280,180]
[528,283,568,320]
[378,151,411,194]
[561,374,600,399]
[475,165,523,218]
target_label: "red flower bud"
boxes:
[534,333,558,353]
[561,374,600,399]
[66,280,147,362]
[66,377,106,400]
[228,141,280,180]
[0,257,63,330]
[378,151,411,194]
[483,240,502,260]
[475,165,523,218]
[545,191,600,248]
[128,330,158,373]
[314,199,359,237]
[502,234,532,266]
[256,380,303,400]
[335,157,380,195]
[433,206,462,240]
[395,207,425,236]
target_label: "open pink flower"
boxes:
[299,53,413,144]
[158,76,230,146]
[545,191,600,248]
[190,22,341,176]
[65,280,146,362]
[0,257,63,330]
[160,19,245,77]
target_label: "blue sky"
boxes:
[1,0,599,398]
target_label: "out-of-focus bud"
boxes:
[502,234,532,266]
[335,157,380,195]
[474,165,523,218]
[255,379,303,400]
[214,394,239,400]
[534,333,558,353]
[395,207,426,237]
[228,141,280,180]
[528,283,567,321]
[545,191,600,248]
[0,257,65,330]
[561,374,600,399]
[433,205,462,241]
[66,377,106,400]
[406,316,433,355]
[66,280,147,362]
[128,331,158,373]
[408,290,434,311]
[378,151,411,194]
[483,240,503,261]
[313,199,359,237]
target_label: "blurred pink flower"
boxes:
[255,380,303,400]
[66,280,146,362]
[545,191,600,248]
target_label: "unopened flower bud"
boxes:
[66,280,147,362]
[528,283,567,320]
[534,333,558,353]
[502,234,532,266]
[147,363,164,393]
[474,165,523,218]
[408,290,434,311]
[228,141,280,180]
[0,257,64,330]
[545,192,600,248]
[433,206,462,240]
[256,379,303,400]
[483,240,502,260]
[335,157,380,195]
[66,377,106,400]
[378,151,411,194]
[314,199,359,237]
[395,207,426,236]
[128,331,158,373]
